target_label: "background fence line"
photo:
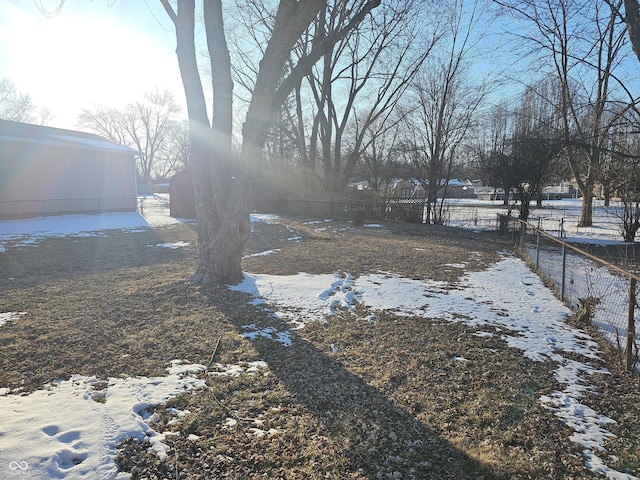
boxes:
[499,214,639,371]
[256,194,427,224]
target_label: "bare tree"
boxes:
[601,108,640,240]
[402,0,487,224]
[126,90,181,183]
[78,89,181,183]
[509,136,564,220]
[77,104,128,145]
[160,0,381,285]
[355,117,404,198]
[153,120,191,180]
[474,104,514,205]
[479,80,565,219]
[497,0,634,227]
[480,145,516,204]
[479,133,562,220]
[279,0,438,192]
[608,149,640,242]
[0,78,52,124]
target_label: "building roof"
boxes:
[0,119,140,155]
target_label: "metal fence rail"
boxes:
[499,214,639,371]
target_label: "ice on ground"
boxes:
[240,324,293,347]
[231,272,359,324]
[208,360,269,377]
[243,249,280,259]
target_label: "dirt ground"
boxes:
[1,215,639,479]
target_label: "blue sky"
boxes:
[0,0,185,130]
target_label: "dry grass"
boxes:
[1,215,638,479]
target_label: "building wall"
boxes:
[0,141,137,219]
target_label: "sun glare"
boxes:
[0,0,183,129]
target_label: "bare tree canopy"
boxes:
[400,0,488,224]
[279,0,438,192]
[496,0,635,227]
[78,89,182,183]
[0,78,52,125]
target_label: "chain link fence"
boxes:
[499,214,639,371]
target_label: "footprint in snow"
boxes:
[52,448,88,469]
[42,425,89,469]
[57,430,82,444]
[42,425,59,436]
[43,425,82,444]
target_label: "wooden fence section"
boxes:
[254,193,426,223]
[499,214,639,371]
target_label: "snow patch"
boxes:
[232,255,632,478]
[148,241,189,249]
[0,361,207,478]
[0,311,26,327]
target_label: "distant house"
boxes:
[0,119,140,220]
[391,179,420,198]
[446,179,476,199]
[391,178,476,199]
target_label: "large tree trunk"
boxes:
[164,0,272,285]
[625,0,640,62]
[163,0,380,285]
[572,148,598,228]
[189,0,243,285]
[167,0,219,283]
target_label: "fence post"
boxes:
[497,213,508,233]
[627,277,637,371]
[519,221,526,248]
[536,218,541,268]
[561,243,567,300]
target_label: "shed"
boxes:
[169,170,196,219]
[0,120,139,220]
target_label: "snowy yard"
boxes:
[0,195,638,479]
[445,197,626,244]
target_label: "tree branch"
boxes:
[159,0,177,24]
